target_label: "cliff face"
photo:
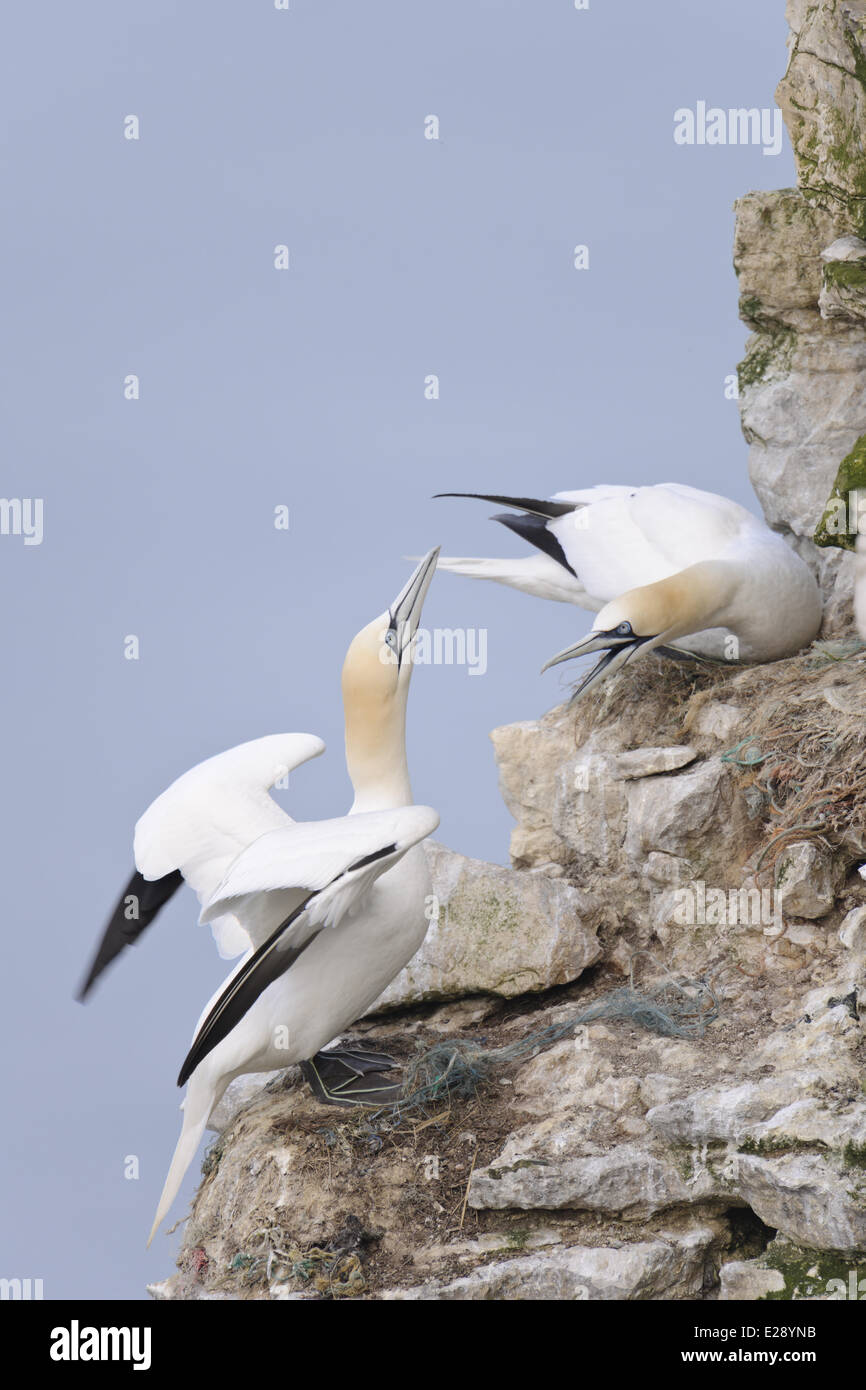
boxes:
[736,0,866,631]
[149,4,866,1302]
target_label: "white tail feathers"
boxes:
[436,555,513,577]
[436,554,586,605]
[147,1068,220,1247]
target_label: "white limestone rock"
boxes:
[381,1227,723,1301]
[820,236,866,323]
[717,1260,786,1300]
[839,905,866,955]
[775,840,840,918]
[373,840,603,1008]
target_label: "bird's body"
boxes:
[192,844,431,1082]
[436,485,822,695]
[79,550,442,1243]
[151,809,436,1244]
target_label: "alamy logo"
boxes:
[0,1277,43,1299]
[380,624,487,676]
[0,497,43,545]
[673,102,783,157]
[50,1321,152,1371]
[821,489,865,537]
[826,1270,866,1299]
[673,880,783,935]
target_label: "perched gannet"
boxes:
[78,550,442,1242]
[856,537,866,642]
[436,485,822,697]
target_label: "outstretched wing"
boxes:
[77,869,183,1001]
[179,804,439,1085]
[79,732,326,998]
[436,485,752,609]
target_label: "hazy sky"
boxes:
[1,1,795,1300]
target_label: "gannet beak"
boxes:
[388,546,440,664]
[541,622,654,699]
[542,623,641,672]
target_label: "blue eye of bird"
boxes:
[617,622,632,636]
[385,629,398,648]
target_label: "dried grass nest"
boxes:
[572,638,866,864]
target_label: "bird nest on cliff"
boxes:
[566,637,866,864]
[717,640,866,866]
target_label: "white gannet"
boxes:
[856,536,866,641]
[435,485,822,697]
[78,550,442,1242]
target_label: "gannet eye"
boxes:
[616,622,633,637]
[384,629,398,649]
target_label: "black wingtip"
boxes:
[433,492,575,519]
[75,974,96,1005]
[77,868,184,1002]
[491,511,578,578]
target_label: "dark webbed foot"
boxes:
[301,1047,402,1108]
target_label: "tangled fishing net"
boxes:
[372,953,718,1121]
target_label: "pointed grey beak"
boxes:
[542,622,653,701]
[389,546,440,661]
[541,626,636,674]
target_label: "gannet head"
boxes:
[342,548,439,805]
[342,547,440,703]
[541,568,731,699]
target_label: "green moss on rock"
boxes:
[823,258,866,290]
[843,1141,866,1170]
[737,329,795,392]
[761,1242,862,1301]
[814,432,866,550]
[737,1135,816,1157]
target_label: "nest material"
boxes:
[570,639,866,860]
[370,954,718,1122]
[715,641,866,861]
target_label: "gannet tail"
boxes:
[147,1068,220,1247]
[436,554,587,605]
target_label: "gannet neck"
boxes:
[342,615,413,811]
[617,561,741,643]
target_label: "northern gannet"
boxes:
[78,550,442,1242]
[436,485,822,697]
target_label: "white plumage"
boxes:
[148,797,438,1245]
[135,732,326,958]
[200,805,440,933]
[81,550,442,1244]
[437,484,822,695]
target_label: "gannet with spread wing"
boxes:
[78,550,441,1242]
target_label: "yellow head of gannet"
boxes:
[342,547,439,810]
[542,562,742,696]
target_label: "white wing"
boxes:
[179,805,440,1088]
[201,804,440,934]
[134,732,326,956]
[548,483,755,604]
